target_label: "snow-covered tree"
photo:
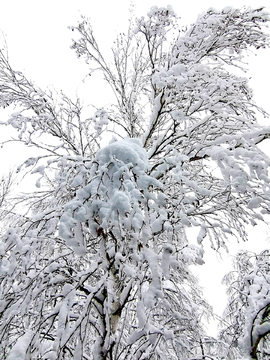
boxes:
[0,5,270,359]
[221,250,270,360]
[222,250,270,359]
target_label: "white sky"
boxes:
[0,0,270,335]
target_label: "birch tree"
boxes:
[0,5,270,360]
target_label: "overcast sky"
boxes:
[0,0,270,334]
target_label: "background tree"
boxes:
[221,250,270,360]
[0,5,270,360]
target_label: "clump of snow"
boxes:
[111,191,131,215]
[137,301,147,328]
[92,108,109,135]
[7,330,33,360]
[161,244,174,279]
[96,138,148,176]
